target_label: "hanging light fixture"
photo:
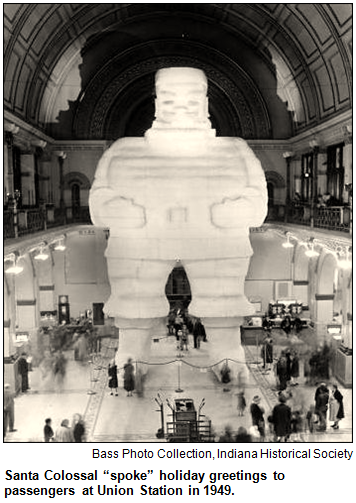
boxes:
[305,238,319,258]
[282,232,294,248]
[5,254,24,274]
[34,243,49,261]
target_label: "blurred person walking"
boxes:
[123,358,135,397]
[314,382,329,432]
[4,384,16,437]
[17,353,30,392]
[329,384,344,430]
[250,395,265,441]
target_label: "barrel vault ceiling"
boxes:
[4,3,352,141]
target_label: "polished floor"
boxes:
[4,330,352,443]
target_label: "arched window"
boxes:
[267,182,274,206]
[71,183,80,218]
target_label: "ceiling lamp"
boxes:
[305,238,319,258]
[282,233,294,248]
[5,254,24,274]
[34,244,49,261]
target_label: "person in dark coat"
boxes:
[281,315,292,336]
[43,418,54,442]
[4,384,16,437]
[262,316,273,333]
[123,358,135,397]
[271,393,292,442]
[261,335,273,370]
[108,360,118,396]
[193,318,207,348]
[276,353,289,391]
[17,353,30,392]
[72,413,85,442]
[329,384,344,429]
[314,383,329,431]
[294,316,303,334]
[250,395,265,440]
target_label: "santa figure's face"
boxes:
[155,68,208,127]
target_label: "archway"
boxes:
[165,264,192,312]
[315,252,338,337]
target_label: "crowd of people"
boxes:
[219,378,345,443]
[167,309,207,351]
[44,413,86,442]
[216,335,345,443]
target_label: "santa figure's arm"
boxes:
[211,139,267,228]
[89,143,145,229]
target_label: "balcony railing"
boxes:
[314,206,351,233]
[4,202,351,241]
[266,202,351,233]
[3,206,92,240]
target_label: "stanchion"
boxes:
[175,360,184,393]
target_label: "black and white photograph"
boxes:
[3,4,352,444]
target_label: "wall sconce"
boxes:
[5,253,24,274]
[282,232,294,248]
[305,238,319,258]
[32,139,47,149]
[34,243,49,261]
[53,235,66,251]
[309,139,319,149]
[4,123,20,134]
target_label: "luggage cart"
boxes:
[165,397,214,442]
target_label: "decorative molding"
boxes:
[315,293,334,301]
[75,43,270,140]
[265,170,286,188]
[17,299,36,306]
[63,171,91,190]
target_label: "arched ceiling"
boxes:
[4,3,352,141]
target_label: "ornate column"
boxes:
[309,139,319,228]
[283,151,294,223]
[4,123,19,199]
[343,125,352,234]
[20,146,36,207]
[54,151,67,222]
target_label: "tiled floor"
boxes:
[4,331,352,443]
